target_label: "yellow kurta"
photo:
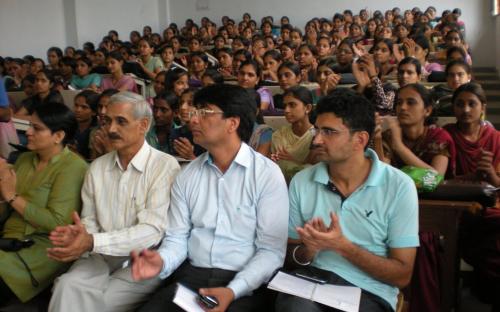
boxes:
[271,125,313,182]
[0,147,88,302]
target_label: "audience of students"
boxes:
[1,6,499,311]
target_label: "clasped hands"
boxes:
[47,211,93,262]
[296,212,350,256]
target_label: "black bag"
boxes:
[0,238,34,252]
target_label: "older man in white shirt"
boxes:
[47,92,180,312]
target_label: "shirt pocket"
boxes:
[229,204,257,242]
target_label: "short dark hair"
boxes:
[316,88,375,141]
[202,69,224,84]
[34,102,78,146]
[283,86,313,106]
[165,68,188,91]
[398,57,422,75]
[452,82,486,106]
[155,90,180,111]
[47,47,63,58]
[193,84,256,142]
[446,46,467,62]
[75,90,100,113]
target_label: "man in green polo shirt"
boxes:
[276,89,419,312]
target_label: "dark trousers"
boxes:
[0,278,15,306]
[275,266,394,312]
[138,262,267,312]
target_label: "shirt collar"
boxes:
[312,148,384,187]
[201,142,252,169]
[111,141,150,172]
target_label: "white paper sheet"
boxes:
[172,283,205,312]
[268,271,361,312]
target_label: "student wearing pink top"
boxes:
[101,51,138,93]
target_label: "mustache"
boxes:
[108,132,122,140]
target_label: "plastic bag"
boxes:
[401,166,444,192]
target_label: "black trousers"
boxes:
[138,262,268,312]
[0,278,15,306]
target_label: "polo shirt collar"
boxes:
[312,148,384,187]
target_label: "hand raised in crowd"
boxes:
[352,43,366,59]
[385,117,404,151]
[130,249,164,281]
[477,149,499,184]
[352,62,370,89]
[373,112,384,140]
[198,287,235,312]
[173,137,196,160]
[359,54,377,78]
[47,212,93,262]
[92,128,113,156]
[402,38,417,58]
[319,73,341,96]
[392,44,404,63]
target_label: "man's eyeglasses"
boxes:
[188,108,224,119]
[309,127,364,137]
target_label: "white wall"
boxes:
[0,0,498,68]
[74,0,162,48]
[0,0,67,60]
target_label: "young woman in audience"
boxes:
[251,36,267,66]
[101,51,138,93]
[15,69,64,118]
[374,83,456,177]
[188,51,209,88]
[88,89,119,160]
[280,40,298,64]
[400,35,443,76]
[290,28,303,47]
[72,90,99,160]
[237,60,275,113]
[397,57,423,87]
[444,83,500,186]
[333,38,355,73]
[46,47,63,71]
[316,36,333,60]
[246,90,274,157]
[372,38,397,77]
[91,48,108,74]
[274,61,302,109]
[271,85,316,181]
[70,57,101,90]
[170,89,205,159]
[232,49,252,76]
[153,71,167,96]
[349,23,364,41]
[159,44,176,71]
[315,58,341,97]
[431,60,471,102]
[364,19,378,42]
[215,47,234,78]
[201,69,224,87]
[137,37,164,96]
[0,102,87,304]
[149,91,179,154]
[262,49,282,83]
[164,68,189,97]
[297,43,318,83]
[29,58,45,75]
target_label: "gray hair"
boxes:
[108,91,153,130]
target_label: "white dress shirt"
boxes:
[158,143,289,298]
[81,141,180,256]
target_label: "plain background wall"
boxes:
[0,0,498,69]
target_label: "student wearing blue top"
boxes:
[131,84,289,312]
[275,88,419,312]
[70,57,101,90]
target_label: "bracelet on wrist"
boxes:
[292,244,312,266]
